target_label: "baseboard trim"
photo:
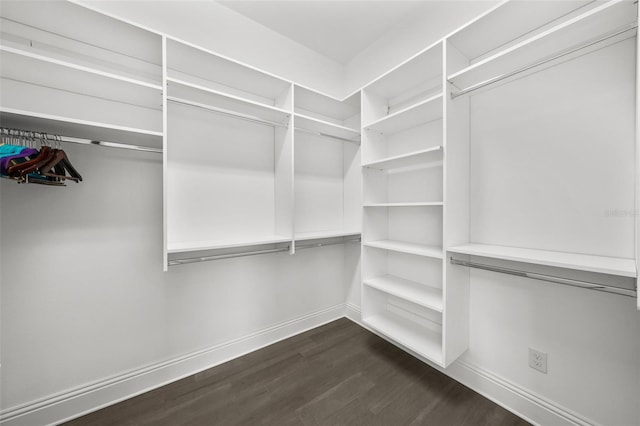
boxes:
[0,304,346,426]
[447,360,596,426]
[2,303,599,426]
[344,302,361,322]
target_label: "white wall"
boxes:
[0,144,350,410]
[74,0,346,98]
[459,37,640,425]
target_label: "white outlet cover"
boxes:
[528,348,548,374]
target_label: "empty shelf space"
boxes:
[447,244,637,278]
[364,311,443,365]
[0,108,163,148]
[365,240,443,259]
[294,230,361,241]
[0,45,161,90]
[167,77,291,126]
[364,94,443,135]
[363,146,443,170]
[168,235,291,254]
[364,275,443,312]
[448,0,637,95]
[294,113,360,141]
[364,202,443,207]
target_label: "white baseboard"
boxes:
[344,302,361,322]
[1,302,597,426]
[342,303,595,426]
[447,360,596,426]
[0,304,346,426]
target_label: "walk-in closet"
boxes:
[1,1,639,425]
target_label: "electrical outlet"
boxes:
[528,348,547,374]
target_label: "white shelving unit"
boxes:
[164,38,294,267]
[292,86,361,246]
[445,0,638,309]
[0,1,163,148]
[360,40,465,367]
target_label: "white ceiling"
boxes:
[217,1,430,64]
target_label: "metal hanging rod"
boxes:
[168,246,289,266]
[0,127,162,153]
[167,96,290,129]
[168,238,361,266]
[450,23,638,99]
[450,257,636,298]
[294,128,360,144]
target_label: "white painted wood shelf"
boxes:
[0,108,163,148]
[364,202,443,207]
[364,275,443,312]
[294,113,360,141]
[363,146,443,170]
[448,0,637,95]
[365,240,443,259]
[294,230,360,241]
[167,77,291,125]
[363,312,443,365]
[364,94,443,135]
[168,235,292,254]
[447,244,637,278]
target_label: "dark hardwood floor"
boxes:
[65,318,530,426]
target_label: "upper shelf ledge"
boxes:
[448,0,637,98]
[447,243,637,278]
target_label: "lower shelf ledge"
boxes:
[363,312,443,366]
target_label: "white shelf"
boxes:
[447,244,637,278]
[365,240,443,259]
[167,77,290,125]
[363,146,443,170]
[364,311,443,365]
[364,275,443,312]
[364,202,443,208]
[294,113,360,141]
[364,94,443,135]
[168,235,292,254]
[0,108,163,148]
[1,45,161,90]
[448,0,637,95]
[294,230,360,241]
[1,47,161,111]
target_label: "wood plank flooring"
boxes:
[64,318,530,426]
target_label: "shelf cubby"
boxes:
[167,38,292,110]
[365,240,443,259]
[0,1,162,85]
[363,146,443,170]
[294,114,360,142]
[448,0,637,96]
[294,85,360,130]
[167,78,290,127]
[362,42,443,124]
[363,93,443,134]
[363,275,443,312]
[363,286,443,365]
[363,161,443,206]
